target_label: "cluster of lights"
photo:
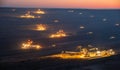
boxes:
[80,26,85,29]
[34,9,45,14]
[20,9,45,18]
[68,10,74,12]
[87,32,93,35]
[20,11,35,18]
[79,12,83,15]
[35,24,47,31]
[102,18,107,22]
[21,40,42,50]
[12,9,16,11]
[90,15,94,18]
[109,36,116,39]
[115,23,120,26]
[53,20,59,23]
[18,9,117,56]
[49,30,67,38]
[46,46,115,59]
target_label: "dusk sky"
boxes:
[1,0,120,9]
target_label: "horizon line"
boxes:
[0,6,120,10]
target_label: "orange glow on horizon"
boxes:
[1,0,120,9]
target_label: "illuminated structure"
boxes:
[115,23,120,26]
[79,12,83,15]
[12,9,16,11]
[34,9,45,14]
[103,18,107,21]
[80,26,85,29]
[36,24,47,31]
[20,11,35,18]
[45,46,115,59]
[68,10,74,12]
[53,20,59,23]
[49,30,67,38]
[21,40,42,49]
[90,15,94,18]
[87,32,93,35]
[110,36,116,39]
